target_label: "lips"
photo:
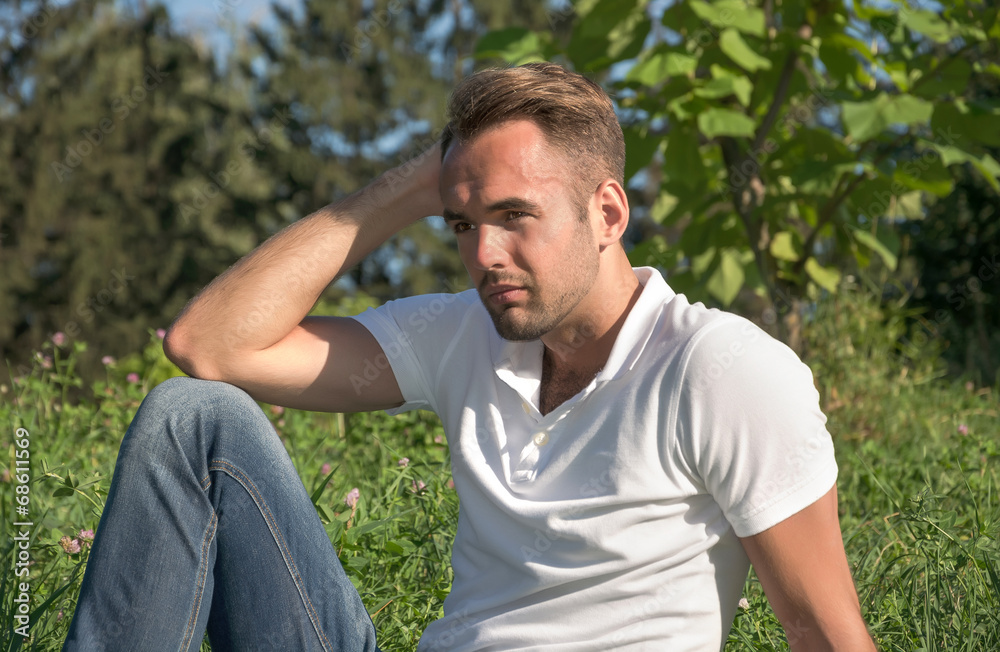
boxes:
[484,284,527,305]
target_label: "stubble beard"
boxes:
[480,218,600,342]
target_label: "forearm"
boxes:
[164,155,439,379]
[785,608,876,651]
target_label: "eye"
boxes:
[451,221,474,234]
[506,211,527,221]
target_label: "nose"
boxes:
[467,225,509,271]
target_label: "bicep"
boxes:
[211,315,405,413]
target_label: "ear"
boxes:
[590,179,629,249]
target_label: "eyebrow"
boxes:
[442,197,543,223]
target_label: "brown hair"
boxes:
[440,62,625,197]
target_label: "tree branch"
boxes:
[794,130,911,275]
[754,48,799,153]
[720,136,777,318]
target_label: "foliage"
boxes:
[475,0,1000,346]
[0,0,577,389]
[3,288,1000,650]
[899,159,1000,384]
[1,0,284,387]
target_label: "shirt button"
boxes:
[532,432,549,446]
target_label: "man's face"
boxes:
[440,120,600,341]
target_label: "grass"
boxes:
[2,287,999,650]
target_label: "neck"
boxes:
[540,262,642,379]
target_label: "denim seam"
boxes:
[208,459,333,652]
[181,510,217,651]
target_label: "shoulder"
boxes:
[352,289,484,336]
[659,298,806,398]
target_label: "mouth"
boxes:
[483,284,528,306]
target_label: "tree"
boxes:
[475,0,1000,350]
[238,0,572,299]
[1,0,253,384]
[0,0,574,386]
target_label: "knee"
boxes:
[124,377,266,452]
[146,375,250,406]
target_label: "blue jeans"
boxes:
[64,377,380,651]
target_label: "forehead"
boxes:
[440,120,572,210]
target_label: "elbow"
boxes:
[163,325,220,381]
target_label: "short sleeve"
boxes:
[674,316,838,538]
[350,290,482,415]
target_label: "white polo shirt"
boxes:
[352,267,837,651]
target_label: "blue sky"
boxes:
[153,0,298,60]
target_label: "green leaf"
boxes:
[929,144,1000,189]
[842,94,933,141]
[697,108,756,139]
[770,231,800,262]
[931,142,976,167]
[627,51,698,85]
[931,100,1000,148]
[912,58,971,99]
[890,95,937,124]
[474,28,546,64]
[896,191,925,219]
[650,190,679,223]
[900,9,957,44]
[352,508,418,536]
[311,464,340,503]
[706,248,745,306]
[970,154,1000,191]
[569,0,650,70]
[688,0,766,37]
[690,245,717,276]
[804,258,840,293]
[818,37,863,84]
[718,29,772,72]
[623,125,663,181]
[663,124,707,187]
[694,69,753,107]
[385,539,417,556]
[345,555,369,571]
[628,234,676,268]
[315,503,336,524]
[850,227,898,270]
[893,154,954,197]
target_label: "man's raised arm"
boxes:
[163,145,443,413]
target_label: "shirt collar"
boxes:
[490,267,674,402]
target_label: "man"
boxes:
[65,62,874,650]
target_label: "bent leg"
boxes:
[64,376,378,652]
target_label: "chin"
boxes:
[489,309,556,342]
